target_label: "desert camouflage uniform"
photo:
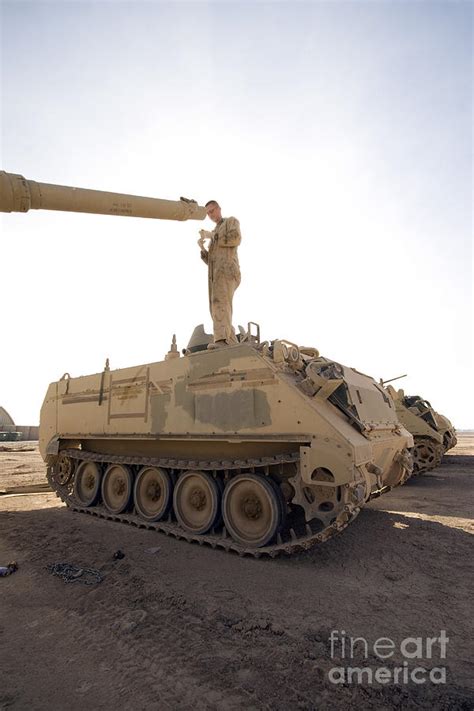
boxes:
[200,217,241,344]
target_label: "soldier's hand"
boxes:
[198,229,212,250]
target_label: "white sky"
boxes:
[1,0,472,428]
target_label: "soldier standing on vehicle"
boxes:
[198,200,241,349]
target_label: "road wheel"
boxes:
[101,464,133,514]
[134,466,173,522]
[222,473,282,548]
[173,471,221,534]
[74,461,101,507]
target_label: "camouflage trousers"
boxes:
[209,272,239,344]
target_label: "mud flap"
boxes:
[46,436,61,456]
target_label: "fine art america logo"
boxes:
[328,630,449,685]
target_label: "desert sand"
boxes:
[1,436,473,710]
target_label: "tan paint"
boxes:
[39,338,413,503]
[386,386,443,445]
[433,411,457,451]
[0,171,206,221]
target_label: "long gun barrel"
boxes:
[0,171,206,221]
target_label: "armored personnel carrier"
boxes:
[384,385,455,474]
[1,171,413,556]
[39,331,413,556]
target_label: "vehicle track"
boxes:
[48,449,360,558]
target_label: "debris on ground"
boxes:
[0,445,36,452]
[0,561,18,577]
[47,562,103,585]
[0,483,51,497]
[112,550,125,560]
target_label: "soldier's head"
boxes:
[205,200,222,224]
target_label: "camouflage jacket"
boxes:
[201,217,241,278]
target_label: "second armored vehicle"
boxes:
[385,386,456,474]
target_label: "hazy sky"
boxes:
[1,0,472,428]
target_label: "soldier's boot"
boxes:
[207,340,227,350]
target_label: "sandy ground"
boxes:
[0,436,473,710]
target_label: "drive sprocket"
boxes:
[412,437,443,473]
[51,453,75,486]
